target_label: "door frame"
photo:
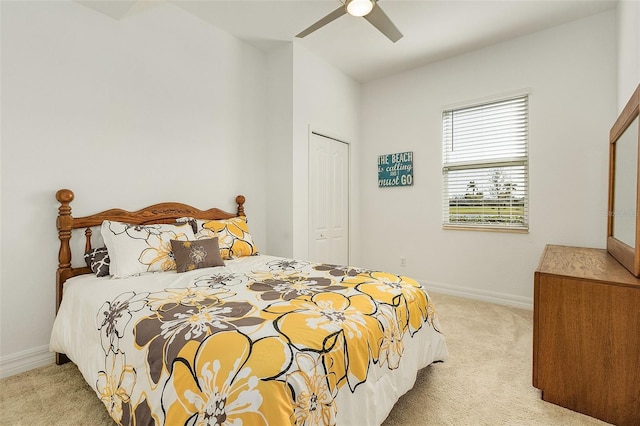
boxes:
[307,127,351,265]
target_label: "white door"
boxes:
[309,132,349,265]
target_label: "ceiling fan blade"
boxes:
[364,4,403,42]
[296,6,347,38]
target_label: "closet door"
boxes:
[309,132,349,265]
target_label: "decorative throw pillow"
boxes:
[101,220,196,278]
[84,246,110,277]
[171,237,225,273]
[201,216,258,259]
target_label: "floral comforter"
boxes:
[50,255,448,426]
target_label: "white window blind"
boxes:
[442,95,529,230]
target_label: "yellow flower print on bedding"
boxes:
[202,217,258,259]
[265,292,383,391]
[84,257,446,426]
[139,231,185,272]
[165,331,292,426]
[343,272,433,336]
[376,304,405,369]
[286,352,338,425]
[96,351,136,424]
[134,288,266,387]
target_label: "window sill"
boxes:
[442,224,529,234]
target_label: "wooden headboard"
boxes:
[55,189,246,313]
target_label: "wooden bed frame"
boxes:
[55,188,246,364]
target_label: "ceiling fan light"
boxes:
[346,0,373,17]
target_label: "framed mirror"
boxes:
[607,83,640,276]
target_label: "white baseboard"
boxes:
[0,345,55,379]
[421,279,533,310]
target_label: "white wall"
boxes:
[617,0,640,109]
[265,44,294,257]
[291,43,361,263]
[264,43,361,262]
[359,11,617,307]
[0,1,268,374]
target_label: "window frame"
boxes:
[442,93,530,233]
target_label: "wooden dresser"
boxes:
[533,244,640,425]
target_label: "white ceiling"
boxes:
[79,0,618,82]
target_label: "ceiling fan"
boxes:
[296,0,403,43]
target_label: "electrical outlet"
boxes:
[400,257,406,267]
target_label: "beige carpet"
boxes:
[0,293,609,426]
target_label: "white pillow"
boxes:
[101,220,196,278]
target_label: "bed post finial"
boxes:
[56,189,74,270]
[236,195,246,217]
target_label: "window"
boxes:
[442,95,529,231]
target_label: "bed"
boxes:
[50,189,448,426]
